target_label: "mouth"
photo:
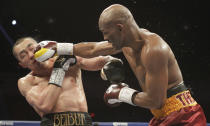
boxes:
[111,43,116,47]
[32,60,38,64]
[109,40,113,43]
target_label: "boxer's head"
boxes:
[99,4,135,49]
[12,37,40,70]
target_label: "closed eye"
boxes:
[19,51,27,59]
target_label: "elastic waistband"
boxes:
[167,82,188,98]
[44,111,89,118]
[41,111,92,126]
[151,90,197,118]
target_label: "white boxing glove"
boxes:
[34,40,73,62]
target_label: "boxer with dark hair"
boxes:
[35,4,207,126]
[12,37,121,126]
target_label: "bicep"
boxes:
[145,65,168,97]
[25,92,43,116]
[18,79,31,97]
[144,50,168,103]
[18,79,36,105]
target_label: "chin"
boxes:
[113,45,122,50]
[35,61,44,68]
[112,45,118,50]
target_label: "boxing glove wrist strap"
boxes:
[119,87,138,106]
[57,43,73,55]
[49,68,65,87]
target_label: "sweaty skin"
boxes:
[13,38,109,117]
[73,4,183,109]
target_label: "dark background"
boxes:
[0,0,209,123]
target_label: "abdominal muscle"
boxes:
[52,69,88,113]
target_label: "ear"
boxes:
[19,62,27,68]
[116,24,123,31]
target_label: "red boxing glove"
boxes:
[104,83,138,107]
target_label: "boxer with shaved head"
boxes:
[35,4,207,125]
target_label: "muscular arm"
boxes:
[18,77,61,114]
[77,55,115,71]
[133,48,168,109]
[73,41,121,58]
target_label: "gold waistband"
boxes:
[151,90,197,118]
[45,112,89,126]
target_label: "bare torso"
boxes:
[20,60,87,117]
[122,29,183,91]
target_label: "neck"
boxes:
[32,68,51,77]
[124,24,145,51]
[31,60,53,77]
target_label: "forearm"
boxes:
[80,55,120,71]
[95,55,121,70]
[34,41,121,62]
[105,85,164,109]
[133,92,163,109]
[73,41,121,58]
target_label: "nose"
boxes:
[34,45,41,53]
[28,51,34,59]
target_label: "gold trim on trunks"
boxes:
[53,113,85,126]
[151,90,197,118]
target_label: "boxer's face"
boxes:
[14,38,40,69]
[99,23,124,50]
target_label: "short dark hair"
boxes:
[12,37,37,60]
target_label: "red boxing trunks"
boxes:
[149,83,206,126]
[149,104,206,126]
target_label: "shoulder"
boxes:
[142,41,169,70]
[142,30,169,59]
[140,28,163,42]
[18,73,35,84]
